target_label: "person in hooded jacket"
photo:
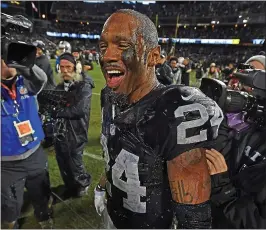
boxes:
[52,53,95,198]
[33,40,56,90]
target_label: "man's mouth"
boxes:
[106,69,125,89]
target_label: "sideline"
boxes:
[84,151,103,161]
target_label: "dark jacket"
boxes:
[54,72,95,146]
[212,122,266,228]
[35,55,56,90]
[155,62,173,85]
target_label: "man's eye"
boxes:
[119,43,130,49]
[99,44,107,51]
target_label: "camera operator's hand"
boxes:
[1,60,17,79]
[8,63,32,78]
[205,149,228,175]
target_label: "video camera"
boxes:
[200,63,266,128]
[1,13,36,68]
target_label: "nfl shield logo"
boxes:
[19,87,28,95]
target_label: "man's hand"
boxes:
[167,148,211,204]
[94,187,106,216]
[205,148,228,175]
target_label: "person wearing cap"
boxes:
[51,53,94,198]
[155,50,173,85]
[33,40,56,90]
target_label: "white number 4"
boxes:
[112,149,146,213]
[175,103,223,144]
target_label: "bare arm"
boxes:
[167,148,212,228]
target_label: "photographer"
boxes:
[155,50,173,85]
[203,55,266,228]
[52,53,94,199]
[1,14,53,229]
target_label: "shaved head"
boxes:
[114,9,158,51]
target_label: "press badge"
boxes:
[13,120,36,146]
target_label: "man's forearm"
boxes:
[23,65,47,94]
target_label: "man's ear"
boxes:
[147,46,161,67]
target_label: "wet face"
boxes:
[99,13,159,97]
[59,59,75,81]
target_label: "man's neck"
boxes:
[128,76,158,104]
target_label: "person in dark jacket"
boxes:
[52,53,94,198]
[33,40,56,90]
[155,50,173,85]
[207,55,266,228]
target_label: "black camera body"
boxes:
[1,13,36,68]
[200,65,266,128]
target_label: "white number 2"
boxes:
[112,149,146,213]
[175,103,223,144]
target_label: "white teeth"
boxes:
[107,70,122,74]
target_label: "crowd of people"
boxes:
[1,3,265,230]
[51,1,265,20]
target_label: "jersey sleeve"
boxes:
[161,86,224,161]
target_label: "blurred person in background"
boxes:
[180,57,191,86]
[55,41,72,73]
[72,47,94,72]
[51,53,94,199]
[1,59,54,229]
[169,56,182,85]
[33,40,56,90]
[202,63,219,79]
[155,50,173,85]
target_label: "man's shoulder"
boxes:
[155,85,219,118]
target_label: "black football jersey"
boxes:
[100,85,223,229]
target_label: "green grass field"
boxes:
[20,60,198,229]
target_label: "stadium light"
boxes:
[244,24,247,27]
[243,19,248,23]
[239,15,242,18]
[217,21,219,24]
[42,14,45,19]
[184,25,187,28]
[211,21,216,24]
[158,25,161,28]
[87,22,89,25]
[56,19,58,23]
[194,27,196,30]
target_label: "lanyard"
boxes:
[1,82,20,118]
[1,82,17,100]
